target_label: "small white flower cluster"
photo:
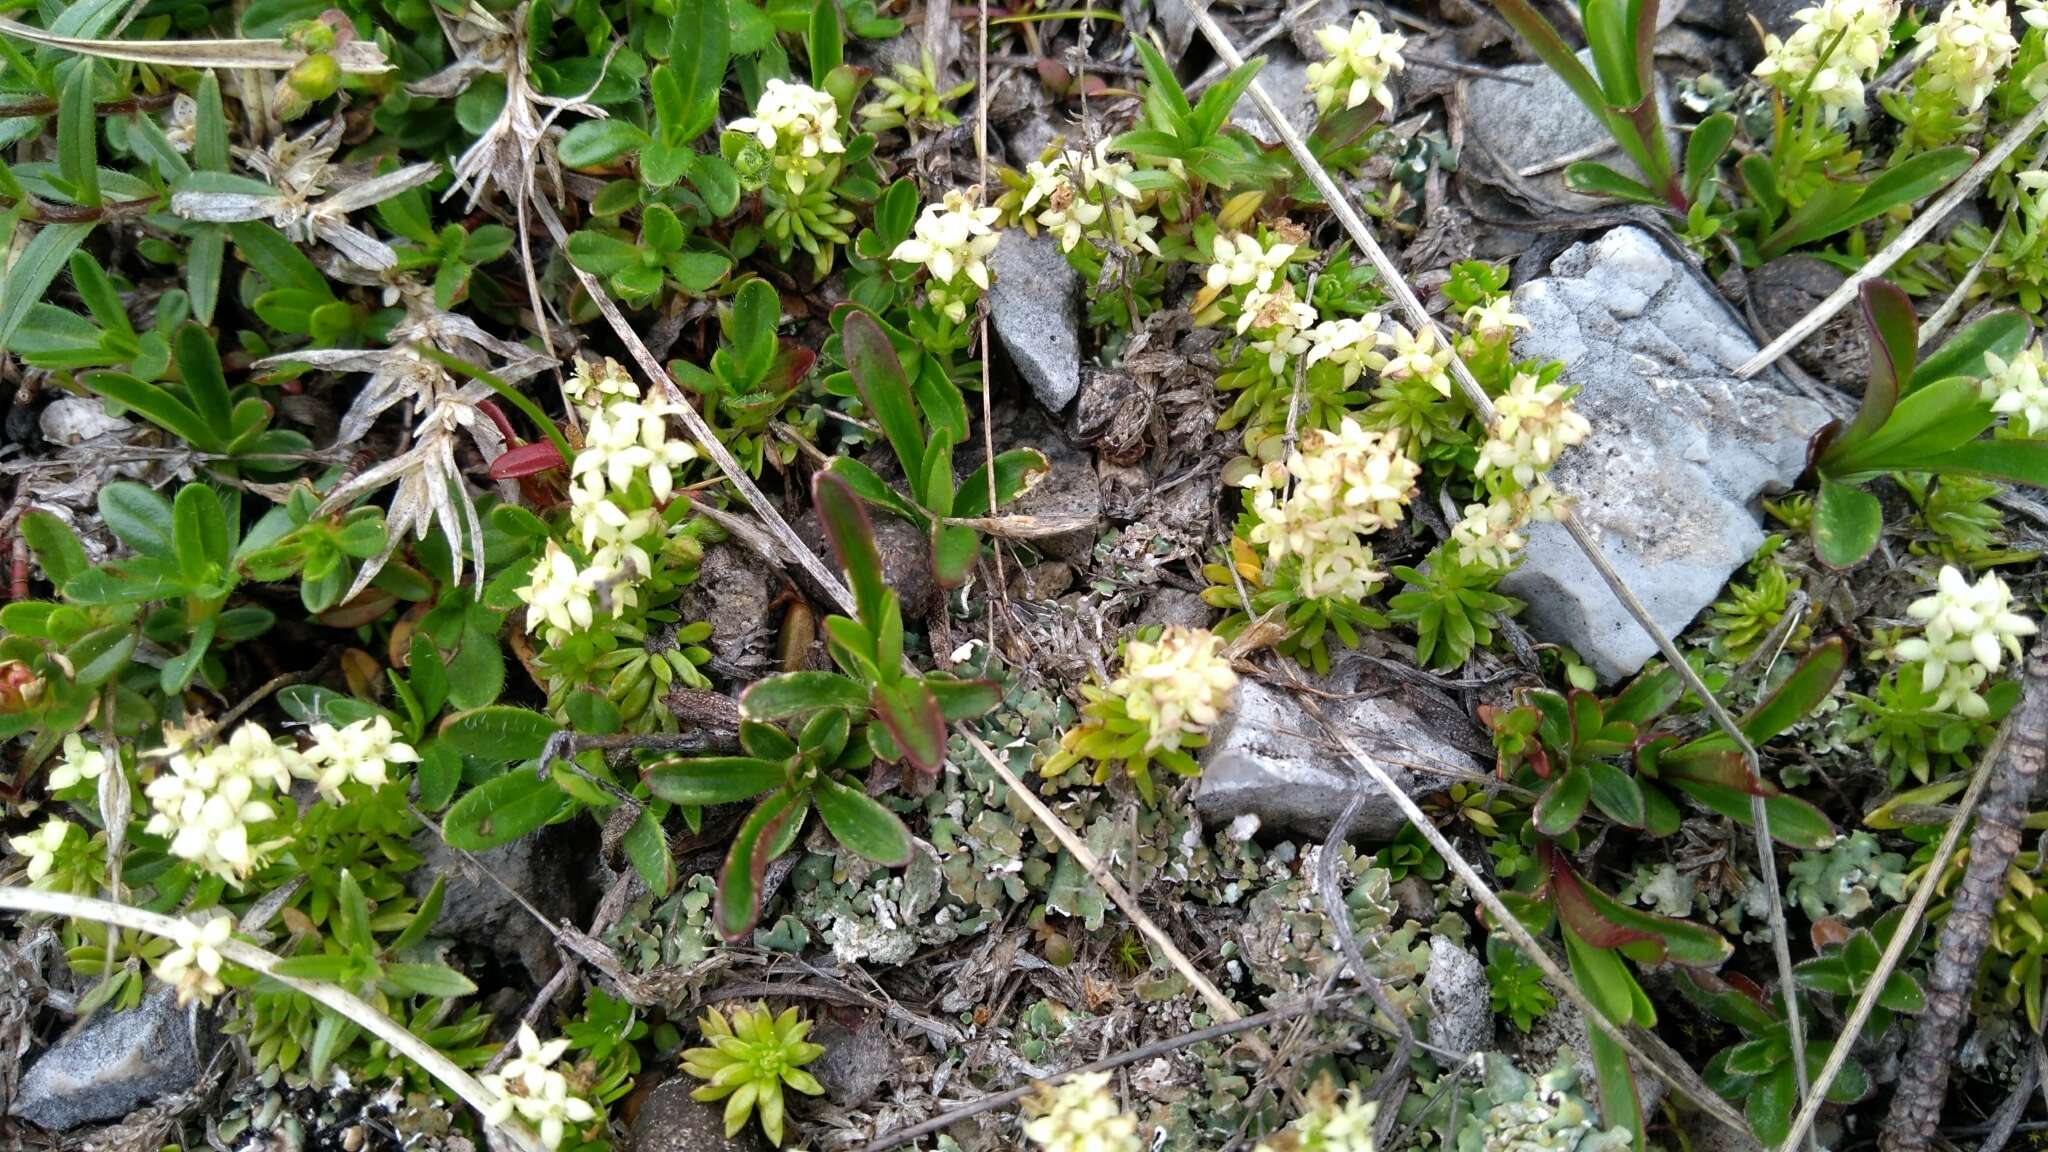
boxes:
[1754,0,1899,117]
[481,1024,598,1150]
[1894,564,2038,716]
[143,717,418,883]
[1205,231,1298,300]
[1983,338,2048,434]
[1110,627,1240,752]
[517,360,696,643]
[49,732,112,791]
[1305,313,1396,387]
[156,913,234,1006]
[1022,1071,1143,1152]
[728,78,846,194]
[1912,0,2018,113]
[890,186,1003,321]
[8,817,76,885]
[1453,374,1590,572]
[1306,13,1408,114]
[1380,323,1455,396]
[1239,281,1322,374]
[1244,418,1420,600]
[1021,141,1160,259]
[1256,1086,1379,1152]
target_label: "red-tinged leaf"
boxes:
[1826,280,1917,467]
[926,676,1001,721]
[841,308,925,483]
[1534,764,1591,835]
[741,671,870,719]
[811,774,912,865]
[644,756,790,805]
[715,787,807,941]
[874,680,947,782]
[765,342,817,395]
[931,523,976,588]
[1545,846,1659,953]
[813,471,887,628]
[1744,636,1847,744]
[487,441,566,480]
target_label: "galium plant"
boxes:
[1040,626,1240,803]
[1022,1071,1144,1152]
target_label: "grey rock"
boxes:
[631,1077,768,1152]
[990,231,1083,412]
[1193,677,1476,839]
[1424,937,1494,1056]
[1464,52,1676,212]
[1229,47,1321,146]
[807,1017,895,1108]
[798,506,940,620]
[412,825,582,983]
[1007,430,1102,566]
[1133,588,1216,632]
[1751,255,1868,390]
[1010,560,1075,602]
[676,542,777,677]
[1503,227,1829,681]
[11,987,203,1130]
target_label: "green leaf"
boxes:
[1585,758,1646,827]
[187,228,224,324]
[742,671,869,718]
[813,471,889,629]
[0,223,93,351]
[1565,162,1666,206]
[195,72,228,172]
[956,448,1049,516]
[670,0,731,139]
[172,483,228,588]
[1587,1012,1646,1152]
[98,481,174,558]
[437,706,562,761]
[81,371,215,450]
[931,523,976,588]
[270,954,356,982]
[558,119,652,167]
[565,230,641,276]
[808,0,842,88]
[416,742,461,810]
[841,309,925,484]
[387,877,444,954]
[381,962,478,998]
[926,677,1002,721]
[874,679,946,776]
[1684,112,1734,202]
[20,509,87,587]
[623,807,677,897]
[644,756,790,804]
[1665,778,1837,850]
[1913,309,2029,391]
[730,277,780,381]
[1583,0,1641,105]
[1534,764,1591,836]
[1740,152,1783,222]
[1812,478,1883,569]
[666,250,731,293]
[58,64,100,209]
[1896,438,2048,488]
[336,868,373,952]
[1747,1062,1797,1146]
[442,768,573,850]
[1744,636,1846,743]
[716,787,807,940]
[811,774,912,865]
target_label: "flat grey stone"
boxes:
[631,1077,767,1152]
[1464,52,1676,212]
[1193,677,1474,839]
[1424,937,1494,1056]
[1502,226,1830,681]
[11,987,203,1130]
[807,1016,895,1108]
[990,231,1082,412]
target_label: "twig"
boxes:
[1737,96,2048,378]
[0,886,546,1152]
[856,996,1339,1152]
[1280,676,1755,1137]
[1881,637,2048,1152]
[1769,713,2012,1152]
[1188,11,1807,1129]
[1315,782,1415,1099]
[1917,218,2004,346]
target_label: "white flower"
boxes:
[1755,0,1899,117]
[569,483,660,553]
[9,817,73,883]
[567,357,639,410]
[480,1024,597,1150]
[728,79,845,193]
[156,913,234,1007]
[1913,0,2018,113]
[1463,298,1531,343]
[891,187,1002,290]
[1984,340,2048,434]
[1243,419,1417,605]
[1306,315,1395,387]
[1453,498,1529,572]
[516,540,601,639]
[1257,1086,1379,1152]
[2024,0,2048,24]
[1476,374,1592,488]
[1206,232,1297,295]
[1894,565,2038,716]
[1022,1071,1142,1152]
[1111,628,1239,752]
[1380,324,1453,396]
[1019,142,1158,257]
[572,399,697,503]
[1307,13,1408,113]
[143,726,284,886]
[221,721,303,793]
[47,732,111,791]
[298,715,419,796]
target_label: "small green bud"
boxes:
[287,53,341,99]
